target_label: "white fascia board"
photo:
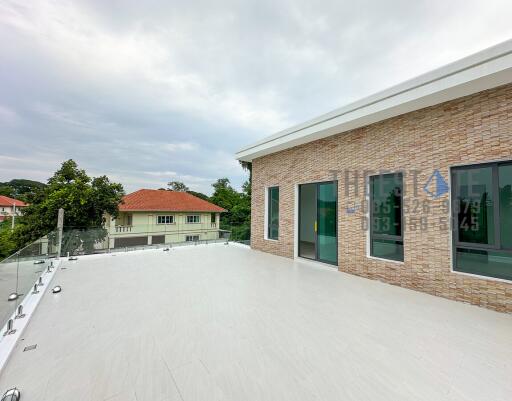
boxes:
[236,39,512,162]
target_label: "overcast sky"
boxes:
[1,1,511,194]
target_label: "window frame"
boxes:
[186,215,201,224]
[499,163,512,252]
[267,186,279,240]
[369,172,404,261]
[156,215,175,225]
[452,161,512,256]
[185,235,200,242]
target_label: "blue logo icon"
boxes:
[423,169,449,198]
[345,203,360,214]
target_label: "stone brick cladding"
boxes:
[251,83,512,313]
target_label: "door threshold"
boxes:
[295,256,338,269]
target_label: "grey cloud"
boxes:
[0,0,511,194]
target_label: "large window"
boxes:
[267,186,279,240]
[157,215,174,224]
[452,162,512,281]
[186,215,200,224]
[369,173,404,261]
[186,235,200,242]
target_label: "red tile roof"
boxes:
[119,189,226,212]
[0,195,27,207]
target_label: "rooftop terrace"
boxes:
[0,244,511,401]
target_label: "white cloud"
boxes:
[33,103,92,128]
[0,0,511,194]
[0,104,19,126]
[0,0,290,133]
[163,142,197,152]
[144,171,178,177]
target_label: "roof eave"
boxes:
[236,39,512,162]
[119,209,226,213]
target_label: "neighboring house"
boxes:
[237,40,512,313]
[106,189,226,248]
[0,195,27,222]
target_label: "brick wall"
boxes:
[251,83,512,313]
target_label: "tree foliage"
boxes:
[210,177,251,241]
[0,160,252,258]
[0,220,16,259]
[10,160,124,249]
[187,190,210,201]
[167,181,189,191]
[165,176,251,241]
[166,180,209,201]
[0,179,46,202]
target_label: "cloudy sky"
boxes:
[1,0,511,194]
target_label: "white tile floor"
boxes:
[0,244,511,401]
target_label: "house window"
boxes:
[369,173,404,261]
[186,215,200,224]
[127,214,133,226]
[267,186,279,240]
[157,215,174,224]
[186,235,200,242]
[211,213,216,223]
[452,162,512,281]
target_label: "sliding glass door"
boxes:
[298,181,337,265]
[299,183,316,259]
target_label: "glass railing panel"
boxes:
[0,230,57,330]
[62,224,230,255]
[15,233,54,312]
[0,252,19,331]
[0,223,244,330]
[0,224,243,330]
[60,227,110,257]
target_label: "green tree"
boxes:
[210,177,251,241]
[166,180,209,201]
[0,185,13,197]
[10,160,124,251]
[239,161,252,185]
[0,220,16,259]
[0,179,46,202]
[187,190,210,201]
[167,181,189,191]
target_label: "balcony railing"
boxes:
[60,226,237,256]
[111,223,224,235]
[0,231,60,335]
[0,226,248,336]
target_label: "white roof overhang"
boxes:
[236,39,512,162]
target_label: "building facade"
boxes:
[237,41,512,313]
[106,189,225,247]
[0,195,27,222]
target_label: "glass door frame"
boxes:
[298,180,338,266]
